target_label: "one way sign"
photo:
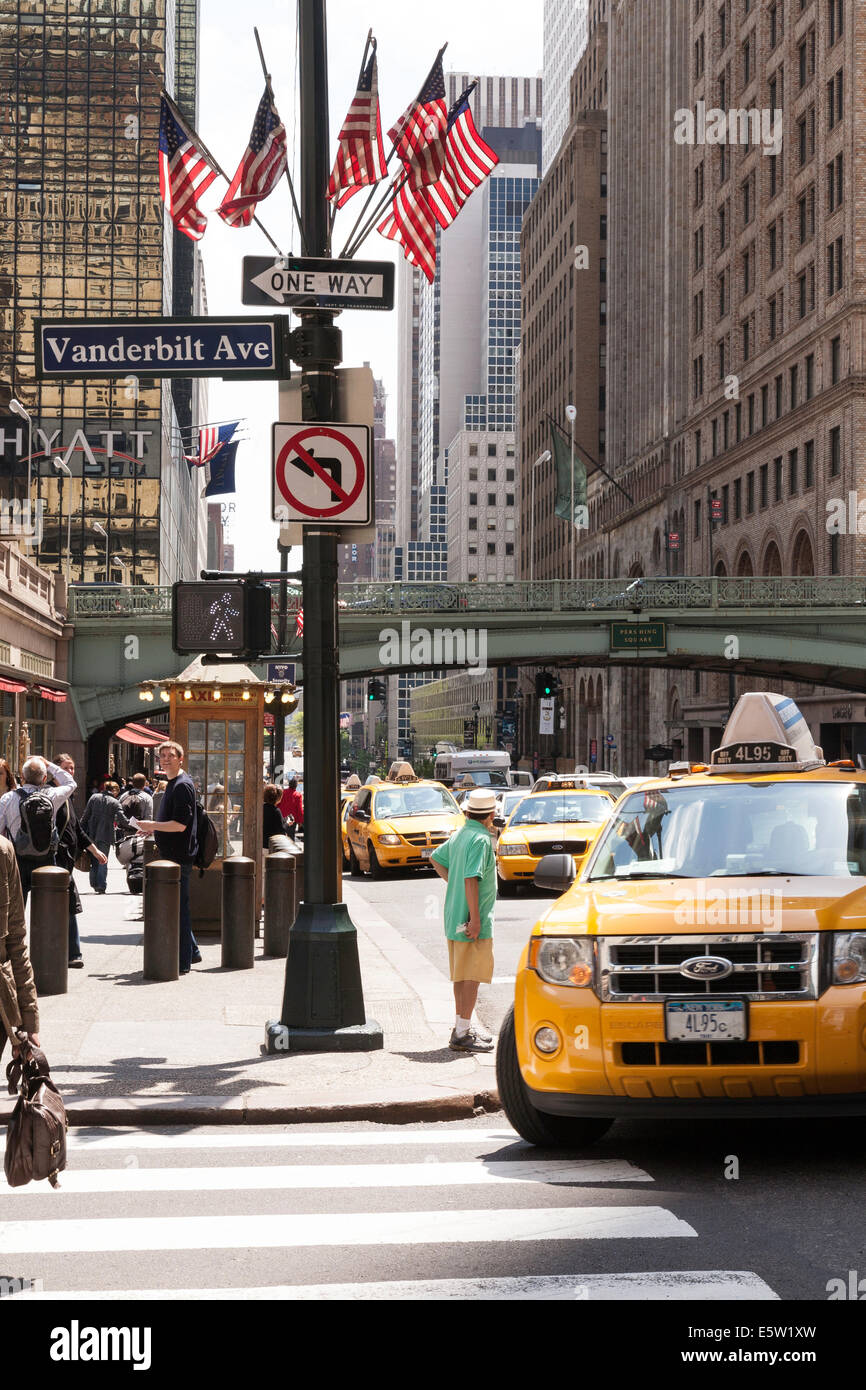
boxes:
[272,423,372,526]
[244,257,395,312]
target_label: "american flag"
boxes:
[388,50,447,187]
[218,87,287,228]
[377,85,498,281]
[185,421,239,468]
[158,96,219,242]
[295,609,304,638]
[328,43,387,209]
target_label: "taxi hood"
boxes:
[534,876,866,937]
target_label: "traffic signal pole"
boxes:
[266,0,382,1053]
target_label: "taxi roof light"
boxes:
[386,760,419,783]
[707,693,825,774]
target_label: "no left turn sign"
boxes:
[272,422,372,525]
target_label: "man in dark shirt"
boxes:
[137,741,200,974]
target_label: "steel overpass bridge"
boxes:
[68,577,866,736]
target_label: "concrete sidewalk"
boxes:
[3,863,500,1127]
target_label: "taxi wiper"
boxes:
[591,870,693,880]
[716,869,808,877]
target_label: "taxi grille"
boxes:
[530,839,589,858]
[619,1041,801,1066]
[598,934,819,1002]
[402,832,450,847]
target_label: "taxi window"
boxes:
[509,794,610,826]
[587,782,866,879]
[373,785,459,817]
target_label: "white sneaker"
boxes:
[471,1017,494,1044]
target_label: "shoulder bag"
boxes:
[4,1030,68,1189]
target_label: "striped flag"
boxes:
[218,87,287,228]
[377,178,439,282]
[295,609,304,638]
[388,50,447,187]
[328,42,387,209]
[185,422,239,468]
[158,96,219,242]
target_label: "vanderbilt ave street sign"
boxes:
[610,622,667,651]
[242,256,395,312]
[35,316,289,380]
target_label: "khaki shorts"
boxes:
[447,937,494,983]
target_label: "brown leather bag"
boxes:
[4,1030,67,1189]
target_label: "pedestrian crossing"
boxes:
[0,1124,781,1300]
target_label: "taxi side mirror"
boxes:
[493,816,506,829]
[352,808,369,822]
[533,853,578,894]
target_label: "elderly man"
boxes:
[0,835,40,1059]
[0,755,76,906]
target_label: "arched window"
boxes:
[791,531,815,576]
[736,550,754,577]
[762,542,782,576]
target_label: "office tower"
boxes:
[0,0,208,585]
[542,0,590,174]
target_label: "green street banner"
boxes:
[552,425,587,526]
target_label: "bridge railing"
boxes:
[69,576,866,621]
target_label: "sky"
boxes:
[198,0,543,573]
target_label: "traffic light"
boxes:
[367,679,386,703]
[535,671,555,699]
[172,580,272,657]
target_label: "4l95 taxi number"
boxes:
[665,1000,746,1041]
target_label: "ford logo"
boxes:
[680,956,733,981]
[552,844,564,851]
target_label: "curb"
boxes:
[0,1090,501,1129]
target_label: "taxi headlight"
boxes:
[532,937,593,988]
[377,833,402,846]
[832,932,866,985]
[499,842,526,856]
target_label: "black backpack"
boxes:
[13,788,58,859]
[193,801,219,877]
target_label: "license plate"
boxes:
[665,1000,746,1042]
[421,848,433,860]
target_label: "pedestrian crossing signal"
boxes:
[172,580,271,657]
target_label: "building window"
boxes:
[693,356,704,397]
[831,336,841,385]
[747,393,755,433]
[790,363,799,408]
[789,448,799,495]
[798,185,815,243]
[694,290,704,334]
[806,352,815,398]
[487,543,496,556]
[734,477,742,519]
[469,444,478,457]
[798,107,815,167]
[742,243,752,295]
[761,383,769,427]
[827,235,843,296]
[774,456,783,502]
[719,201,728,247]
[827,152,843,210]
[829,425,841,477]
[746,471,755,514]
[775,374,783,417]
[741,173,754,226]
[694,499,702,539]
[469,517,477,530]
[768,218,781,269]
[830,532,840,574]
[735,402,742,441]
[600,214,607,240]
[718,338,726,379]
[718,269,727,317]
[695,428,703,468]
[487,492,496,506]
[694,224,704,269]
[827,69,843,130]
[600,300,607,326]
[760,462,769,507]
[829,0,843,47]
[469,493,478,506]
[722,481,730,521]
[694,161,704,206]
[799,29,815,86]
[804,439,814,488]
[487,467,497,480]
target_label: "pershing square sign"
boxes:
[35,316,286,380]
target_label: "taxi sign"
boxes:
[711,742,797,768]
[708,693,825,773]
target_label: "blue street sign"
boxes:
[268,662,296,684]
[35,316,287,380]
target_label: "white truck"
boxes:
[433,745,533,790]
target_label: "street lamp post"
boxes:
[472,701,480,750]
[9,399,33,521]
[566,404,577,582]
[92,522,109,581]
[530,450,551,583]
[53,457,72,583]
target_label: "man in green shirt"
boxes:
[430,788,498,1053]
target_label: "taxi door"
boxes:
[346,787,373,867]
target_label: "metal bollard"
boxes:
[30,866,70,997]
[221,856,256,969]
[263,853,295,958]
[143,861,180,982]
[141,837,159,919]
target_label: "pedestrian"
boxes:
[152,779,167,819]
[80,781,138,894]
[279,777,303,842]
[262,784,288,849]
[0,756,77,906]
[430,788,497,1053]
[120,772,154,823]
[51,754,106,968]
[136,741,201,975]
[0,834,40,1061]
[0,759,17,796]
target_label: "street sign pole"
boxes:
[268,0,382,1053]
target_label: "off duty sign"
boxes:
[272,422,372,526]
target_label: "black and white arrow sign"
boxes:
[243,257,395,312]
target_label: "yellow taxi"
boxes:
[497,692,866,1146]
[340,777,362,871]
[345,761,464,877]
[495,779,615,896]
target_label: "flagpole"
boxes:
[254,26,306,253]
[328,29,373,242]
[159,88,285,256]
[342,169,410,259]
[546,412,634,505]
[337,42,448,259]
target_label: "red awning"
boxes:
[115,722,165,748]
[0,678,27,695]
[37,686,67,703]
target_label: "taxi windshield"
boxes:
[509,794,610,827]
[373,786,459,818]
[587,782,866,880]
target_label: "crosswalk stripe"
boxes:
[0,1205,696,1252]
[3,1158,653,1195]
[0,1128,524,1154]
[6,1271,778,1301]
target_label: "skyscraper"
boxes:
[542,0,589,174]
[0,0,208,586]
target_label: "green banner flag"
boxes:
[552,425,587,526]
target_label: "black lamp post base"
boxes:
[264,1020,383,1054]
